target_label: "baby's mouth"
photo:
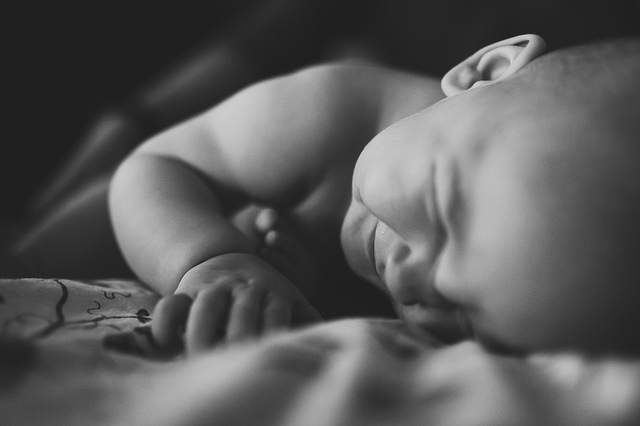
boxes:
[400,304,468,345]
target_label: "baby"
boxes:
[109,34,640,356]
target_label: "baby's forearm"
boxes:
[109,153,254,295]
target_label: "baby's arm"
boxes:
[110,150,317,353]
[109,64,443,353]
[110,66,375,353]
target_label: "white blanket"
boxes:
[1,279,639,425]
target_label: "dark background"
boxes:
[2,1,639,222]
[0,1,255,220]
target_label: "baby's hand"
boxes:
[229,206,321,297]
[151,253,322,355]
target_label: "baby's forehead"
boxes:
[470,98,640,225]
[354,74,637,218]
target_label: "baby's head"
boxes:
[341,35,640,355]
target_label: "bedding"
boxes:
[1,278,639,425]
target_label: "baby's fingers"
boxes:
[226,287,263,343]
[151,293,191,353]
[262,294,292,334]
[292,299,323,327]
[185,287,231,354]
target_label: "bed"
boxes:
[1,277,639,425]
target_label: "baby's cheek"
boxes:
[434,244,551,352]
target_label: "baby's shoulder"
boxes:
[278,63,442,125]
[221,63,442,133]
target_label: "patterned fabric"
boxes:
[1,279,640,426]
[0,279,162,425]
[0,278,157,343]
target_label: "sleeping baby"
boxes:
[109,33,640,356]
[18,34,640,356]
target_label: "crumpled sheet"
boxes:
[1,278,639,426]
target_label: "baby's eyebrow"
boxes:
[352,166,380,210]
[433,156,464,236]
[351,160,366,203]
[353,180,363,204]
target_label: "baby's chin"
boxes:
[459,314,539,356]
[471,321,608,357]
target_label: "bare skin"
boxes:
[112,34,640,356]
[342,35,640,355]
[110,64,445,353]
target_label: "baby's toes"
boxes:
[254,208,280,235]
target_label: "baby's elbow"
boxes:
[108,153,164,223]
[108,155,141,232]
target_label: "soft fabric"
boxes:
[1,278,639,426]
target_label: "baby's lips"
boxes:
[401,305,467,345]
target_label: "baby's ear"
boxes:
[441,34,546,97]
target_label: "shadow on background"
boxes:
[0,1,256,220]
[3,0,640,221]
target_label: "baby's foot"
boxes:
[253,208,319,297]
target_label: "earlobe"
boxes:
[441,34,546,97]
